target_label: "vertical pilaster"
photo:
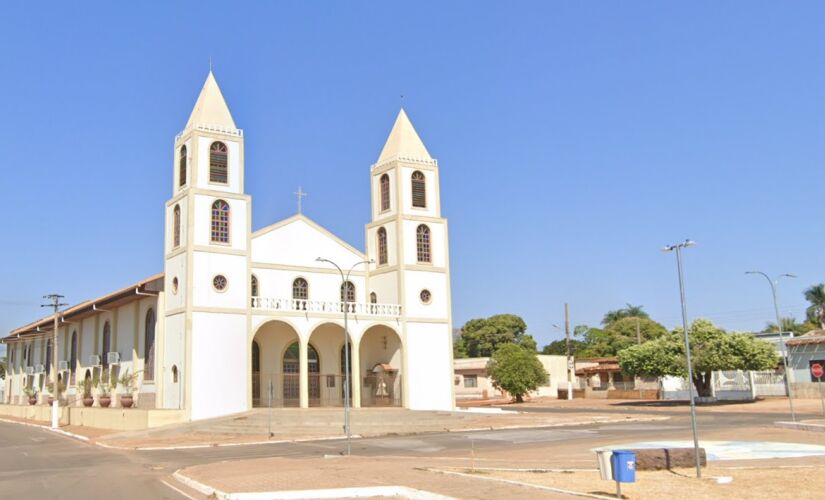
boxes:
[351,338,361,408]
[299,340,309,408]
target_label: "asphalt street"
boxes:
[0,405,809,499]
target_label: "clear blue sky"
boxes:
[2,2,824,352]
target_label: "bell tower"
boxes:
[162,72,252,419]
[365,109,455,410]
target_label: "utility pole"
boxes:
[564,303,573,400]
[42,294,67,429]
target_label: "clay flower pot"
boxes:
[99,396,112,408]
[120,395,134,408]
[28,397,37,406]
[48,396,55,406]
[82,397,94,407]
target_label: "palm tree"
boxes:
[765,316,803,335]
[601,303,650,326]
[804,284,825,330]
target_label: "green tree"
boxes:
[765,317,816,336]
[458,314,536,357]
[572,318,668,357]
[618,319,778,397]
[487,344,548,403]
[0,359,4,379]
[805,284,825,329]
[453,337,469,359]
[601,303,649,326]
[542,339,587,355]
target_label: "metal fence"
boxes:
[252,373,402,408]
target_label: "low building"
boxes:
[574,357,658,399]
[453,354,567,402]
[787,330,825,398]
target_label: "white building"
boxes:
[2,72,455,423]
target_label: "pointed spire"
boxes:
[377,108,432,163]
[185,71,237,130]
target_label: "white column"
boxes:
[351,337,361,409]
[299,340,309,408]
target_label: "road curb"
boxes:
[172,469,453,500]
[0,417,91,442]
[426,468,616,500]
[775,421,825,432]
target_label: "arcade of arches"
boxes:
[251,321,402,408]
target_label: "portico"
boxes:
[251,318,403,409]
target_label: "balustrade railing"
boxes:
[251,297,402,317]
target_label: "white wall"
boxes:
[405,322,453,410]
[190,312,247,420]
[252,218,363,270]
[192,252,248,309]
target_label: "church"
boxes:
[2,72,456,424]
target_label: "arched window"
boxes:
[292,277,308,310]
[211,199,230,243]
[101,321,111,371]
[411,171,426,208]
[340,281,355,303]
[251,275,259,297]
[380,173,390,211]
[416,224,431,263]
[377,227,388,265]
[370,292,377,304]
[209,141,228,183]
[179,145,187,187]
[173,204,181,248]
[144,309,156,381]
[70,331,78,385]
[292,278,308,300]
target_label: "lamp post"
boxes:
[316,257,373,456]
[746,271,797,422]
[662,239,701,478]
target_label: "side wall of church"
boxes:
[190,312,248,419]
[405,322,453,410]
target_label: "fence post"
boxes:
[748,370,756,400]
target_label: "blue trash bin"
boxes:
[611,450,636,483]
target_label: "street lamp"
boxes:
[746,271,797,422]
[316,257,374,456]
[662,239,701,478]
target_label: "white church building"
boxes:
[2,72,456,423]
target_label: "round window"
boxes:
[213,275,228,292]
[172,277,179,294]
[420,289,432,304]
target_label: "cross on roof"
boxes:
[294,186,307,214]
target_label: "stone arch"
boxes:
[308,321,355,407]
[251,320,300,407]
[359,324,403,407]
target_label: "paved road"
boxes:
[0,406,807,499]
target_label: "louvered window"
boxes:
[209,141,228,183]
[179,145,187,187]
[411,171,426,208]
[380,174,390,211]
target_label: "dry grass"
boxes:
[483,465,825,499]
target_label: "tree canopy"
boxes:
[554,317,668,358]
[618,319,778,397]
[805,284,825,329]
[487,344,547,403]
[454,314,536,358]
[601,303,649,326]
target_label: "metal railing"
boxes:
[251,297,402,317]
[251,372,402,408]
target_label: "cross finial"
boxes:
[294,186,307,214]
[400,94,404,108]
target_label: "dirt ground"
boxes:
[483,465,825,499]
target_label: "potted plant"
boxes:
[117,370,139,408]
[46,380,66,406]
[98,381,112,408]
[78,376,96,407]
[23,387,37,405]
